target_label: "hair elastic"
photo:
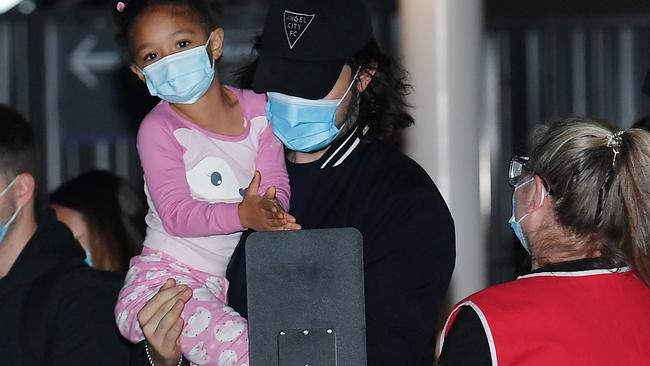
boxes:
[595,130,625,223]
[116,1,126,12]
[607,130,624,167]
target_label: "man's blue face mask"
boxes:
[266,68,360,153]
[139,35,215,105]
[0,176,22,243]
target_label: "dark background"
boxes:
[2,0,650,285]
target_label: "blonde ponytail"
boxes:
[530,117,650,286]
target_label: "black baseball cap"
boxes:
[252,0,374,100]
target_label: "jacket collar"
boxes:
[530,257,619,274]
[0,209,85,295]
[518,257,629,280]
[316,123,369,170]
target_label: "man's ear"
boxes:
[209,28,225,61]
[14,173,35,207]
[130,64,145,82]
[356,67,377,93]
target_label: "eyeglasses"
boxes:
[508,155,554,194]
[508,156,531,188]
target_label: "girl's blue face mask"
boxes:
[0,176,22,243]
[266,68,360,153]
[139,35,215,104]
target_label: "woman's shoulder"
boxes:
[34,261,123,307]
[455,273,585,317]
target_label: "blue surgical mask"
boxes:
[139,35,215,104]
[508,178,546,254]
[0,177,22,243]
[266,68,360,153]
[84,249,93,267]
[508,178,533,254]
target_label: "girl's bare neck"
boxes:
[170,81,244,136]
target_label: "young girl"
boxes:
[112,1,298,365]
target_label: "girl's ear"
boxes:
[356,66,377,93]
[129,64,145,82]
[209,28,225,61]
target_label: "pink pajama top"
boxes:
[137,87,290,276]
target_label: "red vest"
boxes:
[442,269,650,366]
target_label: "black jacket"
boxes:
[227,126,456,366]
[0,210,131,365]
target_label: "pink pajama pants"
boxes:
[115,248,249,366]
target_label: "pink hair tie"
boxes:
[116,1,126,12]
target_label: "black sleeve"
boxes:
[225,229,255,319]
[129,342,148,366]
[47,285,132,366]
[363,183,456,366]
[129,341,191,366]
[438,307,491,366]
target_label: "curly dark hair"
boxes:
[235,36,414,142]
[112,0,222,60]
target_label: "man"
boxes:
[0,105,131,365]
[227,0,457,364]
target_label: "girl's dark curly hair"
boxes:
[112,0,222,60]
[236,36,414,142]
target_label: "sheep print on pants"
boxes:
[115,248,249,366]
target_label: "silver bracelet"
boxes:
[144,341,183,366]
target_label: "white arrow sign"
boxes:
[68,35,121,89]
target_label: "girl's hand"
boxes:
[137,278,192,366]
[263,185,301,231]
[239,171,301,231]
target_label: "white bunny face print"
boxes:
[185,156,242,201]
[174,125,267,204]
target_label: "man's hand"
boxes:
[137,279,191,366]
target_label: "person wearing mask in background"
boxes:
[50,170,146,275]
[439,117,650,365]
[0,105,131,365]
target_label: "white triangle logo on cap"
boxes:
[284,10,315,49]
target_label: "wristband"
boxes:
[144,341,183,366]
